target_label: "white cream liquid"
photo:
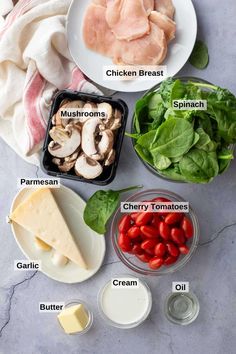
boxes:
[100,280,151,326]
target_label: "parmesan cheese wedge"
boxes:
[10,188,87,269]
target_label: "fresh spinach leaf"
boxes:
[151,151,172,170]
[179,148,219,183]
[137,130,156,148]
[151,118,195,158]
[83,186,142,234]
[189,40,209,69]
[135,144,154,165]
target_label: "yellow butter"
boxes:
[58,304,89,334]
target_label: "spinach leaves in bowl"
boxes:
[129,77,235,184]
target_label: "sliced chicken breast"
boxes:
[113,22,167,65]
[92,0,107,7]
[106,0,150,41]
[154,0,175,19]
[143,0,155,15]
[83,4,116,56]
[149,11,176,42]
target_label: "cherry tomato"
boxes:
[118,233,132,252]
[135,212,153,226]
[149,257,164,270]
[152,197,171,203]
[145,248,155,255]
[127,226,141,239]
[164,255,178,265]
[166,242,180,257]
[141,239,157,250]
[140,225,159,238]
[154,243,167,257]
[118,215,132,233]
[179,245,190,255]
[136,253,152,263]
[130,212,139,221]
[170,228,185,245]
[151,214,161,228]
[165,213,184,225]
[159,221,171,240]
[131,244,143,255]
[181,217,194,239]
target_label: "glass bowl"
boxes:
[111,189,199,276]
[58,299,93,336]
[131,76,235,183]
[98,274,152,329]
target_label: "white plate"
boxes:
[10,186,106,284]
[67,0,197,92]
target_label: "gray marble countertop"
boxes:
[1,0,236,353]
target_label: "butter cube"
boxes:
[58,304,89,334]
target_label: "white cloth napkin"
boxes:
[0,0,101,165]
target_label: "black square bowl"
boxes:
[41,90,128,185]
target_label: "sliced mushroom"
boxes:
[82,118,104,159]
[75,154,103,179]
[97,102,113,123]
[104,149,116,166]
[64,151,79,163]
[48,124,81,158]
[107,109,122,130]
[55,100,85,127]
[98,130,114,155]
[52,157,62,166]
[58,160,76,172]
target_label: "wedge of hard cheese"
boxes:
[10,188,87,269]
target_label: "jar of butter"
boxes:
[57,300,93,335]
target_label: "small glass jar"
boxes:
[164,292,200,325]
[59,299,93,335]
[98,275,152,329]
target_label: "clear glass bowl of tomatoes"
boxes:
[111,189,199,275]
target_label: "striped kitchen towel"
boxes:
[0,0,101,165]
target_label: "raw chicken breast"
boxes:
[113,22,167,65]
[149,11,176,41]
[83,4,116,56]
[92,0,107,7]
[106,0,150,41]
[143,0,155,15]
[154,0,175,19]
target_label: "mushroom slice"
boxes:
[75,154,103,179]
[107,109,122,130]
[97,102,113,123]
[82,117,104,159]
[98,130,114,155]
[64,151,79,163]
[52,157,62,166]
[58,160,76,172]
[48,125,81,158]
[104,149,116,166]
[56,100,85,127]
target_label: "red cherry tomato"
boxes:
[127,226,141,239]
[131,244,143,255]
[165,213,184,225]
[154,243,167,257]
[118,233,132,252]
[151,214,161,228]
[170,228,185,245]
[141,239,157,250]
[130,212,139,221]
[140,225,159,238]
[181,217,194,239]
[166,242,180,257]
[145,248,155,255]
[118,215,132,233]
[159,221,171,240]
[136,253,152,263]
[179,245,190,255]
[164,255,178,265]
[135,212,153,226]
[149,257,164,270]
[152,197,171,203]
